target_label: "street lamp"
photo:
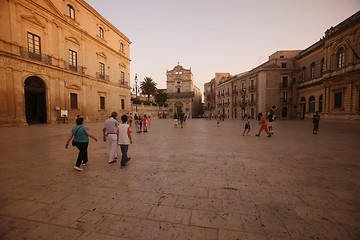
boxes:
[133,73,138,112]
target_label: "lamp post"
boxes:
[133,73,138,112]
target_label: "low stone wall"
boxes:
[131,103,169,119]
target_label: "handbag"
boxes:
[72,126,82,146]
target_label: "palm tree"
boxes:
[154,89,167,105]
[140,77,157,102]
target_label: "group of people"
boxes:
[241,111,275,137]
[134,114,151,133]
[173,111,186,128]
[65,112,133,171]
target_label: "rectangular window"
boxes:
[68,5,75,19]
[99,62,105,79]
[99,27,104,39]
[121,99,125,109]
[69,50,77,71]
[334,92,342,109]
[281,63,287,68]
[100,96,105,110]
[120,71,125,85]
[70,93,78,109]
[27,32,41,60]
[251,94,254,103]
[250,80,254,89]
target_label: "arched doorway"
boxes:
[282,107,288,118]
[300,97,306,119]
[24,76,47,124]
[175,101,183,115]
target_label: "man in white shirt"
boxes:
[103,112,119,164]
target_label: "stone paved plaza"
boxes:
[0,118,359,240]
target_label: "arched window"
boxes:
[309,96,316,113]
[337,47,344,69]
[99,27,104,39]
[302,67,306,81]
[320,58,325,76]
[310,63,315,79]
[67,5,75,19]
[319,95,323,112]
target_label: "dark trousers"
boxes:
[75,142,88,167]
[120,144,129,166]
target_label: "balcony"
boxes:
[64,62,85,74]
[20,47,52,65]
[239,100,247,106]
[248,86,255,91]
[225,92,230,96]
[280,98,292,105]
[96,72,110,81]
[232,90,239,95]
[280,83,290,88]
[167,92,195,98]
[119,80,129,87]
[224,102,230,106]
[248,100,255,106]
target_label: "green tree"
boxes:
[140,77,157,102]
[154,89,167,105]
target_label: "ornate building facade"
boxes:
[296,11,360,120]
[166,64,202,117]
[0,0,131,126]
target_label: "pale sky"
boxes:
[85,0,359,96]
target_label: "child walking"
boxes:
[117,115,133,169]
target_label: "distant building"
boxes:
[216,51,300,119]
[0,0,131,126]
[296,11,360,120]
[204,73,230,118]
[166,64,202,117]
[208,11,360,121]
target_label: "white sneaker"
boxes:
[74,166,83,171]
[82,163,87,166]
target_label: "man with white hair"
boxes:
[103,112,119,164]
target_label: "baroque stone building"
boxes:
[0,0,131,126]
[296,11,360,120]
[166,64,202,117]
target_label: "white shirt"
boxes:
[103,117,119,134]
[117,123,131,145]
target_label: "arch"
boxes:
[300,97,306,119]
[310,62,315,79]
[337,46,345,69]
[319,94,323,112]
[309,95,316,113]
[24,76,47,124]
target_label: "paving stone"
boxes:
[0,119,359,239]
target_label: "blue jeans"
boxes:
[120,145,129,166]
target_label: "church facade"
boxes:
[0,0,131,126]
[166,64,202,117]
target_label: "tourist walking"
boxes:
[243,116,251,136]
[65,117,97,171]
[256,113,272,137]
[216,111,221,127]
[117,115,133,169]
[313,111,320,134]
[179,111,185,128]
[103,112,119,164]
[143,114,148,132]
[139,115,143,132]
[268,110,276,134]
[134,114,141,133]
[173,113,178,128]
